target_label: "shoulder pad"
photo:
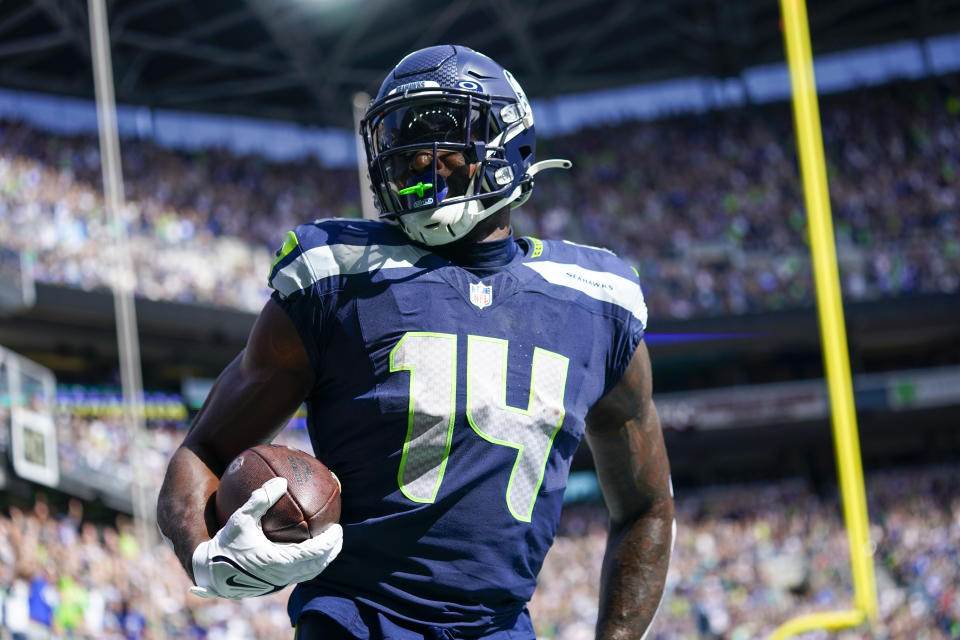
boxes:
[267,218,429,298]
[522,238,646,326]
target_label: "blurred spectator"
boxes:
[1,75,958,318]
[527,75,960,317]
[530,465,960,640]
[2,462,956,638]
[54,394,310,501]
[8,382,960,638]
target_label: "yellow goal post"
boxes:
[769,1,879,637]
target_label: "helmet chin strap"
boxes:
[426,158,572,224]
[397,158,573,245]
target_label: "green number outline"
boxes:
[465,335,569,522]
[390,332,458,504]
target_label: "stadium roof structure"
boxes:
[1,0,959,128]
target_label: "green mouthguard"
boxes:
[398,182,433,198]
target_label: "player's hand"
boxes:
[189,477,343,599]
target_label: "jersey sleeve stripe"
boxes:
[522,260,648,327]
[271,245,329,298]
[561,239,616,255]
[270,242,431,298]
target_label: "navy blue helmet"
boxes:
[360,45,570,245]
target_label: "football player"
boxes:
[158,44,674,639]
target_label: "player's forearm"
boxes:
[157,444,220,582]
[596,502,674,640]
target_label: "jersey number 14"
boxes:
[391,332,570,522]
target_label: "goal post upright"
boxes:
[770,0,878,638]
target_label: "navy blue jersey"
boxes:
[267,219,647,634]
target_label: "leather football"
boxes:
[215,444,341,543]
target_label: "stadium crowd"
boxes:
[1,75,958,318]
[52,398,310,503]
[1,397,957,638]
[2,436,957,639]
[534,466,960,640]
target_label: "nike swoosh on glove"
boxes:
[190,476,343,599]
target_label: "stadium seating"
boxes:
[1,75,957,319]
[2,70,959,640]
[2,460,956,639]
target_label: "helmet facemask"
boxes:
[361,88,529,245]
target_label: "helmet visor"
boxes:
[371,96,492,154]
[367,96,503,214]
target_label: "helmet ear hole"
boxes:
[519,145,533,163]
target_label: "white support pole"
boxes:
[88,0,156,576]
[352,91,377,219]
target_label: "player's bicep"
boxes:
[183,297,316,474]
[585,340,672,524]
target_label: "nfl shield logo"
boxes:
[469,281,493,309]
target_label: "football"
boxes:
[215,444,341,543]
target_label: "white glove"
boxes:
[190,476,343,599]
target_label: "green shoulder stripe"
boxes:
[269,230,300,283]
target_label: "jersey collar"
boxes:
[429,230,519,270]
